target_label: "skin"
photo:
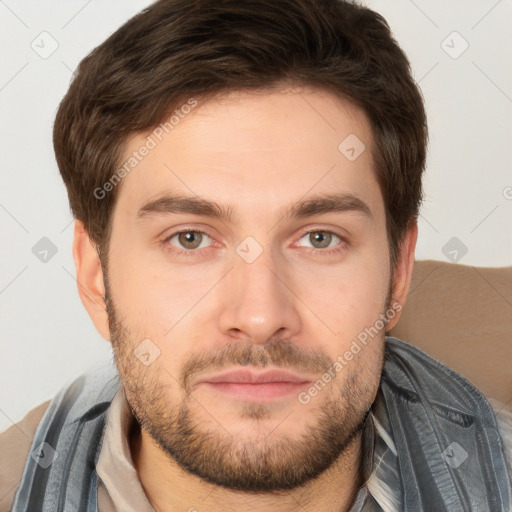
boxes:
[73,87,417,512]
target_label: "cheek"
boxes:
[107,256,212,373]
[291,253,390,336]
[107,246,190,335]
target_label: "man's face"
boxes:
[104,87,393,491]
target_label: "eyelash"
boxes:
[161,228,348,257]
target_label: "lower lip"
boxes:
[201,382,311,401]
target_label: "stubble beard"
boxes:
[104,274,391,493]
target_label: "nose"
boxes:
[217,245,302,344]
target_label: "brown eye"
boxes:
[295,230,347,254]
[178,231,203,249]
[309,231,332,249]
[166,230,213,252]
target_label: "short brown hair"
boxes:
[54,0,428,270]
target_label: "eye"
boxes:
[165,230,214,252]
[296,230,345,252]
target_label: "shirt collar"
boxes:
[96,385,399,512]
[96,385,155,512]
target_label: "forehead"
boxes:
[113,87,381,220]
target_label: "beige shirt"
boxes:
[96,386,155,511]
[2,384,512,512]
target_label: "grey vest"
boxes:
[10,337,512,511]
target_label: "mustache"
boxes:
[181,338,334,392]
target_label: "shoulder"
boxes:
[5,365,120,512]
[0,400,51,512]
[488,398,512,483]
[384,337,512,482]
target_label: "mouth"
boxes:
[196,368,313,402]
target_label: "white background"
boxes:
[1,0,511,432]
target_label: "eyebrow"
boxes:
[136,192,373,222]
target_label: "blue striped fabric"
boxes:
[10,364,120,512]
[9,337,512,511]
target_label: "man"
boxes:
[1,0,511,510]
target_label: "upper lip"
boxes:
[199,368,313,384]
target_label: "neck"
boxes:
[131,423,365,512]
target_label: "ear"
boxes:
[385,220,418,331]
[72,220,111,342]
